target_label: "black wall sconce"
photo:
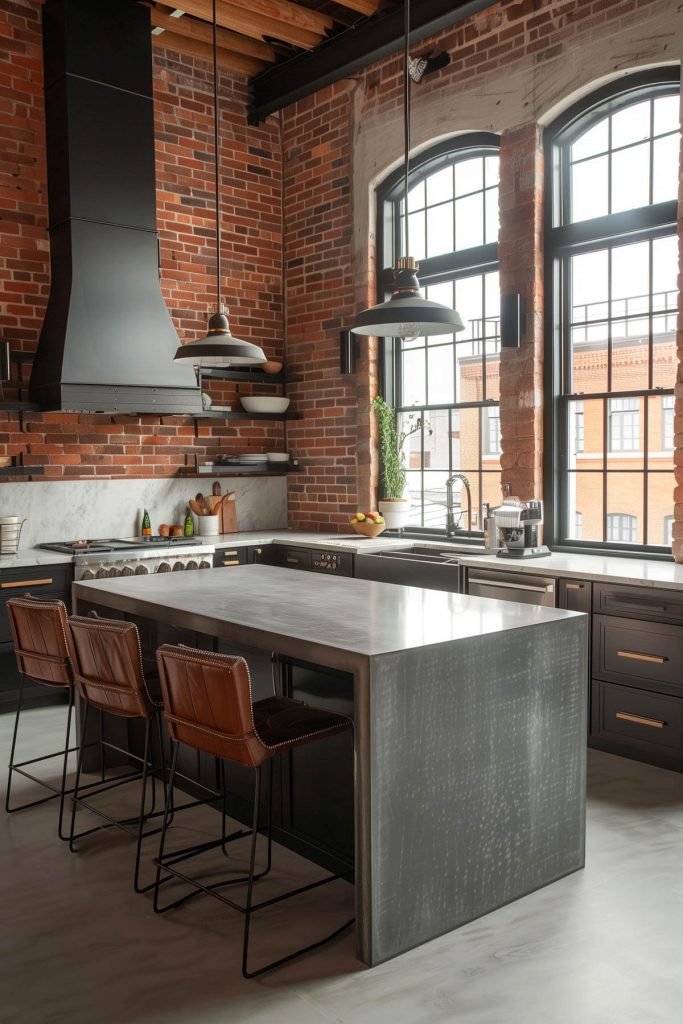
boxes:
[340,329,358,374]
[0,341,11,382]
[500,293,525,349]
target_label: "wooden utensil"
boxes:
[212,481,221,497]
[189,498,204,516]
[196,492,210,514]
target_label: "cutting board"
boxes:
[206,492,237,533]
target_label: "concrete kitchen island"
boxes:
[73,566,588,967]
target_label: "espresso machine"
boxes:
[493,499,550,559]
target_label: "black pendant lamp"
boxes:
[351,0,464,341]
[174,0,266,367]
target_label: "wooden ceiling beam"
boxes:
[152,8,277,63]
[152,29,268,75]
[164,0,324,49]
[329,0,385,15]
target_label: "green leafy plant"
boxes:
[371,396,426,499]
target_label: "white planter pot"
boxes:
[378,499,411,530]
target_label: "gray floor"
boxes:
[1,706,682,1024]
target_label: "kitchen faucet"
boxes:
[445,473,472,537]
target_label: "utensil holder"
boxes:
[197,514,220,536]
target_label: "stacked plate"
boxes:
[237,454,268,465]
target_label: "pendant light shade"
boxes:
[173,307,266,367]
[173,0,266,368]
[351,258,464,339]
[350,1,464,341]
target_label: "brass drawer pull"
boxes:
[223,550,238,556]
[222,560,240,566]
[617,649,667,665]
[565,583,584,590]
[615,711,665,730]
[1,577,54,589]
[286,558,300,565]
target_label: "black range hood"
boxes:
[30,0,202,415]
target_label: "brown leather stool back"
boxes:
[7,596,73,688]
[69,615,154,719]
[156,645,267,768]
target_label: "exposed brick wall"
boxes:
[0,0,284,479]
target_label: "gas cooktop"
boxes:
[40,537,205,555]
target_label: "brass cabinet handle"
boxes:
[617,649,667,665]
[286,557,300,565]
[223,550,238,556]
[565,583,584,590]
[222,560,240,566]
[1,577,53,589]
[615,711,665,730]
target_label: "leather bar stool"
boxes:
[153,643,355,979]
[5,596,77,839]
[67,613,168,893]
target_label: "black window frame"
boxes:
[377,133,501,538]
[543,68,680,558]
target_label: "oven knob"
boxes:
[108,566,121,578]
[157,561,171,573]
[95,566,109,579]
[186,559,198,570]
[81,568,96,581]
[120,565,134,576]
[135,564,149,575]
[172,561,185,571]
[199,559,211,570]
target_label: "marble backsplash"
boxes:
[0,476,287,548]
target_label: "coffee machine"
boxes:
[493,499,550,559]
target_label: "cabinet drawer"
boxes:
[213,547,246,568]
[596,681,683,754]
[593,614,683,694]
[559,579,592,614]
[593,582,683,625]
[280,548,311,571]
[0,565,72,644]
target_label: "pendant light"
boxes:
[350,0,464,341]
[174,0,266,367]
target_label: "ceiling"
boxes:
[146,0,499,122]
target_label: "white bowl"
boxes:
[240,396,290,414]
[266,452,289,462]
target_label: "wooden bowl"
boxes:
[262,360,283,375]
[350,521,386,538]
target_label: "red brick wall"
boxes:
[0,0,284,480]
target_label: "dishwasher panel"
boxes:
[467,568,556,607]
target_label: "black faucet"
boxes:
[445,473,472,537]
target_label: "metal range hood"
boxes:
[30,0,202,415]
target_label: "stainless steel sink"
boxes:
[372,549,459,565]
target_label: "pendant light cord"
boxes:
[403,0,410,260]
[212,0,221,309]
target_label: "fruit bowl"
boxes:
[350,521,386,538]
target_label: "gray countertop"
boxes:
[73,564,579,658]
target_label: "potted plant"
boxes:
[371,396,422,530]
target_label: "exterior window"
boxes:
[574,512,583,539]
[608,398,639,451]
[546,72,679,551]
[664,515,674,545]
[662,395,674,450]
[378,135,501,532]
[607,514,638,544]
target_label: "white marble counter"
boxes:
[453,550,683,590]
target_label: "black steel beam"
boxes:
[248,0,499,123]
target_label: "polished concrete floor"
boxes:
[1,705,682,1024]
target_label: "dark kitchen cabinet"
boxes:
[212,544,276,568]
[590,582,683,772]
[558,578,592,615]
[0,563,73,713]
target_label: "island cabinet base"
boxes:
[73,567,587,968]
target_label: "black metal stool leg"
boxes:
[133,718,153,894]
[241,765,262,978]
[57,685,76,841]
[69,700,90,852]
[5,676,25,815]
[154,741,179,912]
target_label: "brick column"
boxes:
[498,123,544,502]
[673,93,683,563]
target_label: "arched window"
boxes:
[377,134,500,534]
[545,70,679,551]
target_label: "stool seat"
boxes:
[253,695,348,750]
